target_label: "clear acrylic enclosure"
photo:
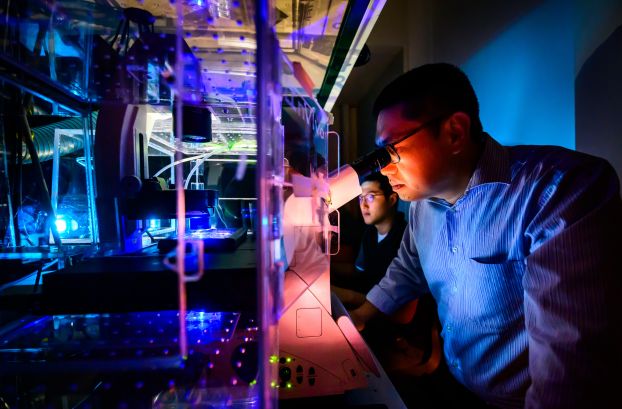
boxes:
[0,1,381,407]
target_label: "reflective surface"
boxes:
[0,0,350,108]
[0,311,262,408]
[0,1,378,407]
[0,311,240,364]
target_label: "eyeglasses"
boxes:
[382,117,445,164]
[358,193,384,204]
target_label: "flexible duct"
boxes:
[22,112,97,163]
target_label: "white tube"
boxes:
[326,165,362,210]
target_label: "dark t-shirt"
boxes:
[352,211,407,294]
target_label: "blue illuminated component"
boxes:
[55,217,67,233]
[55,214,82,236]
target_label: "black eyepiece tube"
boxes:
[349,147,392,178]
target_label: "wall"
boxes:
[333,0,622,177]
[355,51,404,157]
[407,0,622,176]
[575,0,622,179]
[461,0,575,149]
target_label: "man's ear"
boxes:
[444,112,471,154]
[389,192,398,207]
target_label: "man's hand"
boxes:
[331,285,366,308]
[348,300,381,331]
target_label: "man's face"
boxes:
[359,181,394,225]
[376,104,455,202]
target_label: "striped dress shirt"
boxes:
[367,134,622,408]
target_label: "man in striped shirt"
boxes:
[350,63,622,408]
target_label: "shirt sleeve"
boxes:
[366,204,430,314]
[523,157,622,409]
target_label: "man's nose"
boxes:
[380,163,396,176]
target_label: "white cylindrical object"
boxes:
[327,165,362,210]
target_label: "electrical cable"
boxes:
[215,203,229,229]
[183,149,223,189]
[153,153,207,178]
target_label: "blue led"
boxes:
[55,218,67,233]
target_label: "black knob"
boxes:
[279,366,292,382]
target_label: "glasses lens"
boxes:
[359,194,376,204]
[386,145,400,164]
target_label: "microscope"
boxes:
[277,146,394,399]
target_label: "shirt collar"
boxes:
[465,133,511,191]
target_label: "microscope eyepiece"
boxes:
[324,147,392,210]
[349,147,392,178]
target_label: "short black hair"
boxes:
[373,63,483,141]
[362,172,394,197]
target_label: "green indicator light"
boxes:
[270,381,277,388]
[286,382,293,389]
[269,355,278,364]
[286,357,292,363]
[249,379,257,386]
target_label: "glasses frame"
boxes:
[358,192,384,204]
[382,116,446,164]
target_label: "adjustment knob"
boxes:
[279,366,292,382]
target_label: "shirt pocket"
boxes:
[459,258,525,332]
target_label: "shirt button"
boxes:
[451,246,458,253]
[452,285,458,294]
[446,324,452,332]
